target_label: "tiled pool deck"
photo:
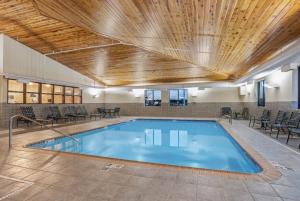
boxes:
[0,117,300,201]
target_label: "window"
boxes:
[41,84,53,104]
[8,80,24,103]
[145,90,161,106]
[54,85,64,104]
[65,87,74,104]
[257,80,265,107]
[26,82,39,104]
[74,88,82,104]
[169,89,188,106]
[7,79,82,104]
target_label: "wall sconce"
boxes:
[131,89,144,98]
[88,87,101,98]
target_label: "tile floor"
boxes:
[0,118,299,201]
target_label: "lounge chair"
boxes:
[234,107,249,120]
[71,106,87,120]
[266,111,288,137]
[63,106,85,121]
[250,109,271,128]
[47,106,69,123]
[78,106,101,120]
[17,106,53,127]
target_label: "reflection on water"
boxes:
[144,129,188,147]
[145,129,162,145]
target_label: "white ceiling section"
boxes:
[0,34,104,89]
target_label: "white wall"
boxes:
[241,70,294,103]
[82,89,105,103]
[104,87,242,103]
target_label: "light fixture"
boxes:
[88,80,102,98]
[28,82,34,85]
[131,89,144,98]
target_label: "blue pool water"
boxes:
[29,119,261,173]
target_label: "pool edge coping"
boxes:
[21,117,281,181]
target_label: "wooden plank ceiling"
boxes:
[1,0,300,86]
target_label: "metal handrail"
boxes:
[9,114,79,148]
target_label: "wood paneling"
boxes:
[0,0,116,54]
[2,0,300,86]
[34,0,300,78]
[49,44,229,86]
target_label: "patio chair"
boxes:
[220,107,232,124]
[285,112,300,129]
[17,106,53,127]
[234,107,249,120]
[47,106,69,123]
[97,107,107,118]
[286,114,300,149]
[112,107,120,117]
[250,109,271,128]
[266,111,288,137]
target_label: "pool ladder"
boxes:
[8,115,79,148]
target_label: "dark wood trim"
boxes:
[298,67,300,109]
[7,79,82,105]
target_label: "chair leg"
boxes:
[276,129,280,139]
[286,131,291,144]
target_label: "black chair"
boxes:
[18,106,53,127]
[112,107,120,117]
[267,111,288,137]
[286,114,300,149]
[220,107,232,123]
[249,109,271,128]
[97,107,107,118]
[47,106,69,123]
